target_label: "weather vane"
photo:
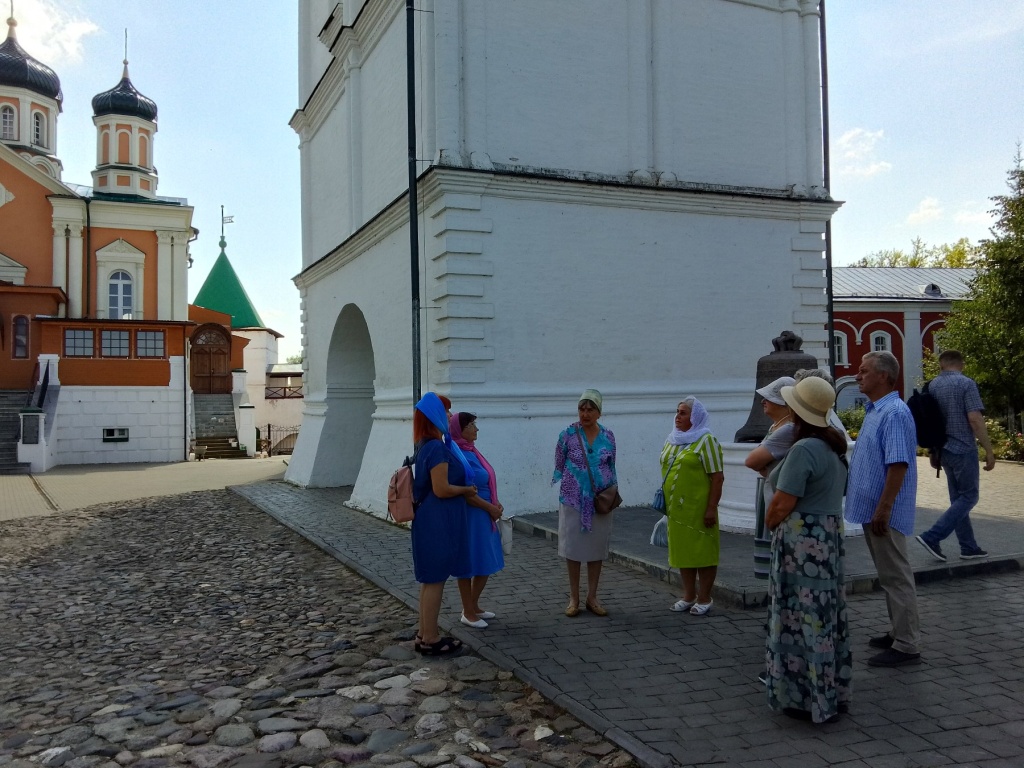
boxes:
[221,205,234,238]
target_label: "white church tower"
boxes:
[287,0,840,527]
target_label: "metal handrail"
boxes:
[265,386,303,399]
[36,362,50,409]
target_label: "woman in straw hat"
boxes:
[765,376,852,723]
[552,389,618,617]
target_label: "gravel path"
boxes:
[0,491,635,768]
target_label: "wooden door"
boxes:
[190,325,231,394]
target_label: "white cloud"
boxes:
[954,202,994,227]
[10,0,97,68]
[906,197,943,225]
[834,128,893,178]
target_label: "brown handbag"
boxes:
[577,427,622,515]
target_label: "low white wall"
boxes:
[51,359,188,466]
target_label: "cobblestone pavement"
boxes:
[0,492,637,768]
[234,482,1024,768]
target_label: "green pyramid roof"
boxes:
[193,236,265,328]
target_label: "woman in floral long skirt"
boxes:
[765,377,853,723]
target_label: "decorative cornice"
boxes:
[294,0,401,140]
[96,238,146,257]
[297,166,842,289]
[0,141,71,194]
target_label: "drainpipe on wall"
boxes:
[819,0,835,378]
[63,224,70,318]
[84,197,92,318]
[406,0,422,404]
[183,325,190,461]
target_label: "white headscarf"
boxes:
[666,397,713,446]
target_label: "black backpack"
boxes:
[906,381,946,454]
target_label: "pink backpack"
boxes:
[387,457,416,523]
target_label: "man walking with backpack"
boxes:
[915,350,996,562]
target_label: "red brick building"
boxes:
[832,267,973,410]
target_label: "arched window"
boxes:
[870,331,891,353]
[117,130,130,163]
[108,270,134,319]
[1,105,15,140]
[833,331,848,366]
[13,315,29,358]
[139,134,149,167]
[32,112,45,147]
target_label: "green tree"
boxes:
[286,354,304,364]
[939,150,1024,418]
[919,347,940,385]
[851,236,981,268]
[928,237,982,268]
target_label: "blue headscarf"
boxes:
[415,393,474,480]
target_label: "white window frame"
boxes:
[833,331,848,367]
[870,331,892,353]
[107,270,134,320]
[95,240,145,319]
[1,105,15,140]
[32,111,45,148]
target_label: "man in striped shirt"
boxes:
[846,351,922,667]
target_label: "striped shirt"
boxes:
[846,391,918,536]
[928,370,984,455]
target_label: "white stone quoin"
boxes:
[287,0,840,531]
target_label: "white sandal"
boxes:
[689,600,713,616]
[671,598,696,612]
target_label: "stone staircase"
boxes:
[193,394,247,459]
[195,437,249,460]
[0,390,32,475]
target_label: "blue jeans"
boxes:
[923,449,981,553]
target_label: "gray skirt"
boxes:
[558,503,613,562]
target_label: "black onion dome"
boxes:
[92,62,157,121]
[0,18,62,102]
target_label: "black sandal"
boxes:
[418,636,463,656]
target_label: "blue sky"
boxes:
[13,1,1024,359]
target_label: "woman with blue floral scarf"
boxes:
[553,389,617,618]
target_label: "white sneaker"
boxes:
[460,614,488,628]
[671,599,696,612]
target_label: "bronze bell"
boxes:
[734,330,819,442]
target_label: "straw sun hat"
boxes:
[780,377,837,428]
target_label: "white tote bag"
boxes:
[498,517,513,555]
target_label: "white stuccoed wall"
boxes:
[233,330,306,431]
[51,357,189,465]
[289,0,840,530]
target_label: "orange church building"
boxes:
[0,14,249,471]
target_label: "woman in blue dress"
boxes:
[450,412,505,628]
[411,393,477,655]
